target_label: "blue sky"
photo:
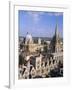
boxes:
[19,10,63,38]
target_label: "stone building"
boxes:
[19,23,63,79]
[30,67,36,78]
[24,32,44,53]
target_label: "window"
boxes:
[53,60,55,64]
[49,61,51,65]
[41,63,43,66]
[42,69,44,73]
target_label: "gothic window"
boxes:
[42,69,44,73]
[49,61,51,65]
[41,63,43,66]
[53,60,55,64]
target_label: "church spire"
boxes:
[55,19,59,41]
[50,18,61,53]
[55,20,60,52]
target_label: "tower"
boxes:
[38,38,41,45]
[25,32,34,52]
[50,23,61,53]
[55,23,60,52]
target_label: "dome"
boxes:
[25,32,33,44]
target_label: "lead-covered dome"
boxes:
[25,32,33,44]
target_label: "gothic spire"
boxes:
[55,19,59,40]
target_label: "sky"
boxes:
[19,10,63,38]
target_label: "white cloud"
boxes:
[32,13,39,22]
[47,12,63,16]
[27,11,63,23]
[27,12,44,22]
[54,12,63,16]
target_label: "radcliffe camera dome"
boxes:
[25,32,33,44]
